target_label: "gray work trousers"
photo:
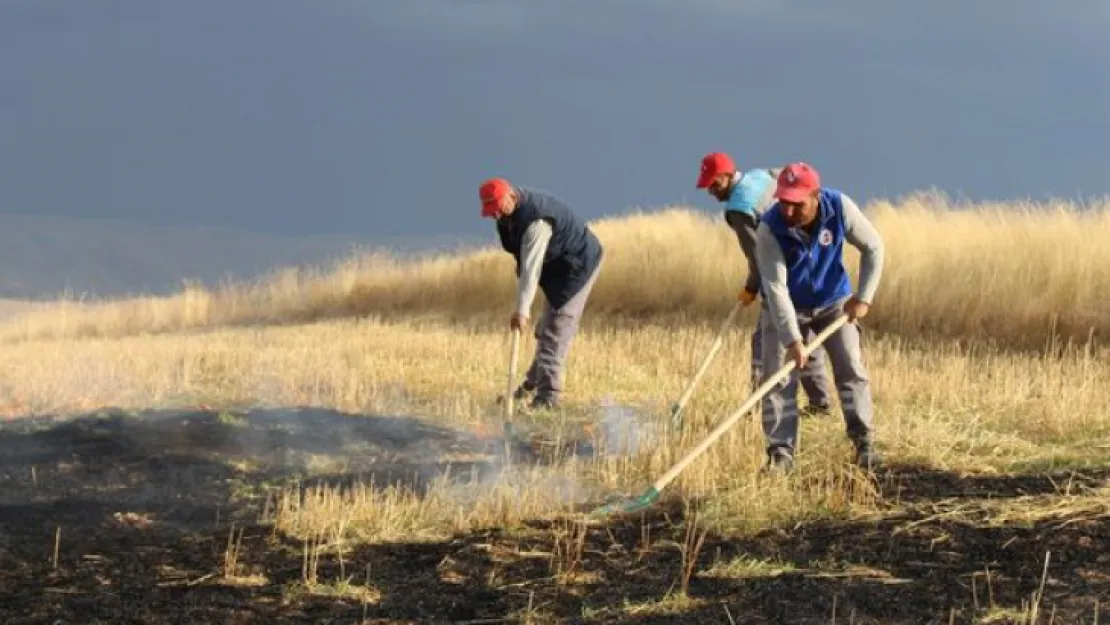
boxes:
[751,306,833,408]
[759,298,874,455]
[524,262,603,401]
[723,209,831,409]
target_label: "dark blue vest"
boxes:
[761,188,853,310]
[496,186,603,310]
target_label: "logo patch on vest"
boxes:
[818,228,833,246]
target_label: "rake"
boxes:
[669,300,743,430]
[502,327,521,464]
[589,314,849,517]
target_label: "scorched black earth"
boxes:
[0,408,1107,624]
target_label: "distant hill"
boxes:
[0,213,486,300]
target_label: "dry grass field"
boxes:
[0,193,1108,624]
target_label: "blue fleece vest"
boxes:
[496,186,603,310]
[761,188,853,310]
[725,168,776,217]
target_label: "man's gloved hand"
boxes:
[738,288,758,307]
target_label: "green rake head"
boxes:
[588,486,661,517]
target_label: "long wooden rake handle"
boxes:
[503,327,521,462]
[670,301,743,429]
[505,328,521,419]
[652,314,849,492]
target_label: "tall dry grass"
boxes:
[1,313,1107,542]
[1,191,1107,351]
[1,191,1108,614]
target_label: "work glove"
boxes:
[738,288,758,307]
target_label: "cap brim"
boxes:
[481,201,500,217]
[774,186,813,203]
[695,171,715,188]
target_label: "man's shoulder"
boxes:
[726,168,776,214]
[818,187,860,217]
[753,218,784,259]
[513,184,538,205]
[516,185,575,214]
[515,184,566,201]
[819,186,847,203]
[745,166,781,184]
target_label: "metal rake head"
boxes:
[587,486,660,518]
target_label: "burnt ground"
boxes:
[0,407,1108,624]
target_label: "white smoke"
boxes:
[591,397,664,457]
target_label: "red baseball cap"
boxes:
[774,162,821,202]
[479,177,512,217]
[696,152,736,188]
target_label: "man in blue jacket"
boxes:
[480,177,604,410]
[696,151,833,417]
[754,162,885,472]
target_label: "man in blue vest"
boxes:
[480,177,604,410]
[754,162,885,472]
[696,151,833,417]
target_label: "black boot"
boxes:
[800,403,832,418]
[760,445,795,475]
[853,437,881,471]
[513,382,534,401]
[529,394,559,411]
[496,382,534,405]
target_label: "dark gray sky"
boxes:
[1,0,1107,240]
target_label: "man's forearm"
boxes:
[516,220,553,316]
[728,213,762,293]
[755,224,803,343]
[738,221,762,294]
[841,194,885,303]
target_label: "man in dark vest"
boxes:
[754,162,885,473]
[479,177,604,410]
[696,151,834,417]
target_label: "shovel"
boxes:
[589,314,849,517]
[669,301,743,430]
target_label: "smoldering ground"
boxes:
[4,405,1109,624]
[0,395,667,534]
[0,343,669,522]
[0,395,668,624]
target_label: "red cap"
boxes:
[696,152,736,188]
[479,177,512,217]
[774,162,821,202]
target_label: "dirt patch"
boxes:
[0,409,1108,624]
[874,463,1110,503]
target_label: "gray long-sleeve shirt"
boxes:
[755,192,885,344]
[514,219,553,316]
[727,210,763,294]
